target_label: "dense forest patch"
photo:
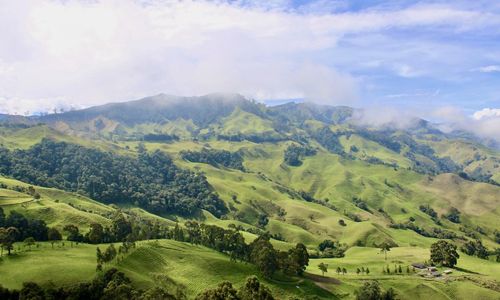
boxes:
[180,148,245,171]
[0,139,227,217]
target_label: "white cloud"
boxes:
[476,65,500,73]
[350,106,421,129]
[473,108,500,120]
[0,1,499,114]
[434,106,500,143]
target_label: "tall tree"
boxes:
[0,227,19,255]
[378,241,393,261]
[47,228,62,249]
[430,240,459,267]
[238,276,275,300]
[195,281,239,300]
[250,235,278,278]
[86,223,104,244]
[355,281,381,300]
[111,212,132,242]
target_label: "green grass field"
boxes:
[0,239,333,299]
[307,246,500,299]
[1,119,499,299]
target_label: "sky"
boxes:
[0,0,499,140]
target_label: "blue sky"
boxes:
[0,0,499,129]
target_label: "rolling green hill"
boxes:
[0,94,499,299]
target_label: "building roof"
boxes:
[412,263,426,268]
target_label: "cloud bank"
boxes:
[434,107,500,144]
[1,0,500,116]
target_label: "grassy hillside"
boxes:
[0,239,332,299]
[0,176,175,232]
[307,246,500,299]
[1,96,499,299]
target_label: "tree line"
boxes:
[180,148,245,171]
[0,139,227,217]
[0,208,61,255]
[172,221,310,279]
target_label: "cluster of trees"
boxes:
[382,265,412,274]
[389,221,458,239]
[418,204,437,218]
[195,276,274,300]
[96,244,118,271]
[311,127,345,155]
[215,133,286,143]
[171,222,309,279]
[495,231,500,244]
[0,208,62,255]
[180,148,244,171]
[317,263,370,277]
[460,239,500,261]
[311,239,347,258]
[65,212,173,245]
[430,240,460,267]
[352,197,370,212]
[461,239,489,259]
[443,207,461,223]
[0,139,227,217]
[283,144,316,166]
[0,268,183,300]
[142,133,179,142]
[355,281,397,300]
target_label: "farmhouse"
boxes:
[411,263,426,269]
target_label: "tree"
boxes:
[366,267,370,275]
[103,244,117,266]
[86,223,104,244]
[382,288,397,300]
[288,243,309,275]
[318,263,328,276]
[63,224,83,244]
[96,247,104,266]
[355,281,382,300]
[378,241,393,261]
[0,227,19,255]
[195,281,239,300]
[0,207,5,227]
[47,228,62,248]
[356,268,361,275]
[19,282,45,300]
[238,276,275,300]
[444,207,461,223]
[342,267,347,275]
[23,237,36,251]
[250,236,278,278]
[430,240,459,267]
[112,212,132,242]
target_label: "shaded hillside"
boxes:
[36,93,265,127]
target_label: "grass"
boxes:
[1,123,499,299]
[0,240,333,299]
[306,246,500,299]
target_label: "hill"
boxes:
[0,93,499,299]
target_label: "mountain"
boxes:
[0,93,499,299]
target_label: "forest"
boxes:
[0,140,227,217]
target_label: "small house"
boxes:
[411,263,426,269]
